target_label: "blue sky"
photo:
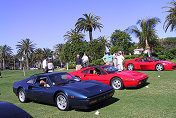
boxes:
[0,0,175,54]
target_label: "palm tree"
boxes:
[0,45,13,69]
[16,50,24,70]
[163,1,176,32]
[43,48,53,58]
[64,29,85,42]
[127,17,160,57]
[34,48,44,68]
[75,13,103,41]
[16,39,35,70]
[53,44,64,67]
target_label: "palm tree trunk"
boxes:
[58,56,63,68]
[89,30,93,41]
[14,59,16,70]
[145,39,151,57]
[26,54,29,70]
[2,58,5,69]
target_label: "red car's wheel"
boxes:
[127,63,134,70]
[155,64,164,71]
[110,77,124,90]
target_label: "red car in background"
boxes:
[124,57,176,71]
[69,65,148,90]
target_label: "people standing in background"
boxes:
[113,53,118,68]
[103,52,114,66]
[42,57,48,73]
[76,54,82,70]
[117,51,125,71]
[82,53,89,68]
[48,58,54,73]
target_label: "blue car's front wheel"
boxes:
[56,92,70,111]
[18,88,28,103]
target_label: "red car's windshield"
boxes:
[102,66,119,74]
[151,57,160,61]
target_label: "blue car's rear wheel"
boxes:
[18,88,28,103]
[56,92,70,111]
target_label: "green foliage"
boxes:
[124,54,146,59]
[110,30,133,54]
[89,59,104,66]
[163,1,176,32]
[160,37,176,50]
[60,38,87,62]
[64,62,76,69]
[86,39,106,60]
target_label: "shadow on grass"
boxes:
[76,97,120,112]
[28,97,119,112]
[125,82,150,90]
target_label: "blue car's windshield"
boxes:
[49,73,79,86]
[102,66,119,74]
[151,57,160,61]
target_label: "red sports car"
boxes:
[69,65,148,90]
[124,57,176,71]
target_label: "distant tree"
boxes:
[97,36,111,50]
[43,48,53,58]
[0,45,13,69]
[163,1,176,32]
[160,37,176,50]
[86,39,106,60]
[75,13,103,41]
[61,38,87,62]
[53,44,64,67]
[16,39,35,70]
[110,30,133,54]
[127,17,160,57]
[34,48,44,68]
[64,29,85,42]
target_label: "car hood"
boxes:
[61,81,113,97]
[158,61,175,65]
[115,70,148,79]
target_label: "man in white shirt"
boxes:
[48,58,54,73]
[42,58,48,73]
[82,53,89,68]
[117,51,125,71]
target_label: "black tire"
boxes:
[110,77,124,90]
[18,88,28,103]
[155,63,164,71]
[55,92,70,111]
[127,63,134,70]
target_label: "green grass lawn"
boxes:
[0,69,176,118]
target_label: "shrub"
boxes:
[90,59,104,66]
[64,62,76,69]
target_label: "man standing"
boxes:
[117,51,125,71]
[103,52,114,66]
[76,54,82,70]
[82,53,89,68]
[42,57,48,73]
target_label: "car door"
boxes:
[139,57,153,70]
[83,67,107,84]
[27,76,53,103]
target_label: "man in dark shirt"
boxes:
[76,54,82,70]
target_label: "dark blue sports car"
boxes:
[13,72,115,111]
